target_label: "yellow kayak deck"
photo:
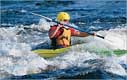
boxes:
[32,47,70,58]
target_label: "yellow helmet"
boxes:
[57,12,70,22]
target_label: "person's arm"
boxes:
[73,31,90,37]
[49,27,60,39]
[70,28,96,37]
[49,24,62,39]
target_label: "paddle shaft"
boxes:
[22,10,104,39]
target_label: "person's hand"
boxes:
[58,24,63,28]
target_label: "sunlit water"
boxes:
[0,0,127,79]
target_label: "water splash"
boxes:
[0,22,127,79]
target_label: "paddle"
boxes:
[20,10,104,39]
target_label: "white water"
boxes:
[0,19,127,78]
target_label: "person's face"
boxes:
[61,19,69,24]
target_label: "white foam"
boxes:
[117,54,127,65]
[97,28,127,50]
[38,19,50,32]
[48,45,100,69]
[0,27,49,78]
[104,57,127,76]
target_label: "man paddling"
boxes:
[49,12,96,49]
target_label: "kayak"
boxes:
[113,50,127,56]
[32,46,127,58]
[98,49,127,56]
[32,47,70,58]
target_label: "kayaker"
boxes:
[49,12,96,49]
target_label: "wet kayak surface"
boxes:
[0,0,127,79]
